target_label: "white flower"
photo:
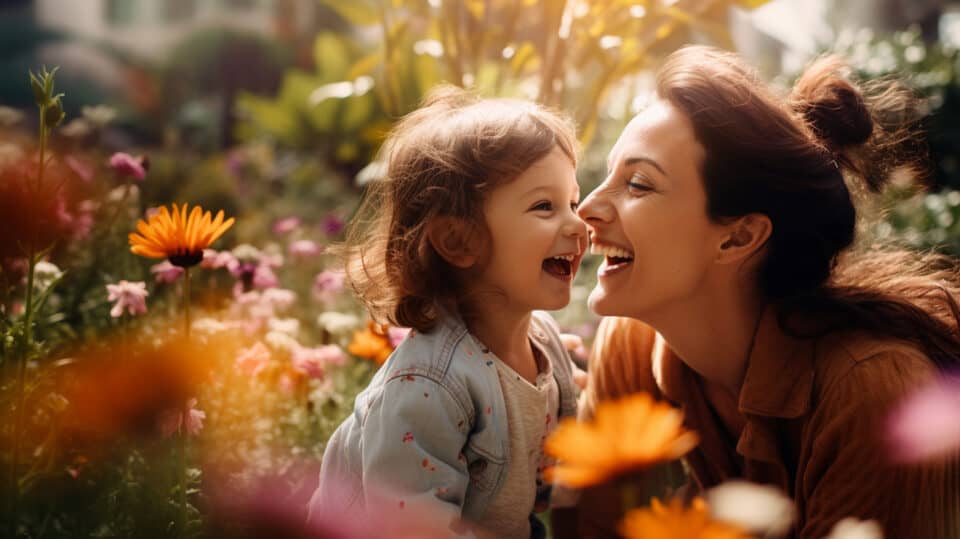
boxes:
[265,330,299,353]
[268,317,300,337]
[33,261,63,292]
[317,311,360,334]
[704,480,796,537]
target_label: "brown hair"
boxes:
[339,85,578,333]
[655,45,960,369]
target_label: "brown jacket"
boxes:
[556,310,960,538]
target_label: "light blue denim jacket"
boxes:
[308,310,577,530]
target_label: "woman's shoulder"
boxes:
[812,330,937,404]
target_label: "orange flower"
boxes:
[347,321,394,365]
[129,203,234,267]
[544,392,698,487]
[619,497,752,539]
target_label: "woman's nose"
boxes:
[577,188,611,224]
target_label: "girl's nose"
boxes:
[563,212,587,239]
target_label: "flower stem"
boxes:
[178,266,191,537]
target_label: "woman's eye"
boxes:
[627,173,654,194]
[569,201,579,212]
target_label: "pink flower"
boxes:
[288,239,322,258]
[388,327,411,348]
[202,249,237,270]
[158,398,206,438]
[292,344,346,378]
[272,216,301,235]
[887,374,960,462]
[253,265,279,289]
[150,260,184,284]
[108,152,146,181]
[313,270,345,302]
[145,206,161,219]
[236,342,271,376]
[105,280,148,318]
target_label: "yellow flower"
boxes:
[544,392,698,487]
[347,321,394,365]
[620,497,753,539]
[129,203,234,267]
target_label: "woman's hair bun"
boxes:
[790,56,874,153]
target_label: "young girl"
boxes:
[308,86,586,538]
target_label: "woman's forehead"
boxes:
[607,101,704,180]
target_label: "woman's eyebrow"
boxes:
[622,156,668,177]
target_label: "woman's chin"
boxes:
[587,288,618,316]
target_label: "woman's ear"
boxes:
[716,213,772,265]
[427,216,482,269]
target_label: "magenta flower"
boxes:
[150,260,184,284]
[253,265,279,289]
[262,288,296,311]
[288,239,322,258]
[313,270,345,302]
[888,374,960,462]
[158,398,206,438]
[322,215,345,236]
[236,341,271,376]
[105,280,148,318]
[272,216,301,235]
[108,152,146,181]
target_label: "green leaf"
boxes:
[313,32,352,82]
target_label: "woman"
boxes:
[559,45,960,538]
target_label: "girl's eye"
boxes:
[531,201,552,211]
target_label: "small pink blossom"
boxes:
[158,398,206,438]
[292,344,347,378]
[202,249,237,270]
[150,260,184,284]
[108,152,146,181]
[273,217,301,235]
[887,374,960,462]
[105,280,148,318]
[145,206,161,219]
[313,270,345,302]
[259,253,284,269]
[388,327,411,348]
[253,265,279,289]
[288,239,322,258]
[236,342,271,376]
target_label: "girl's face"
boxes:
[472,146,586,315]
[577,99,729,321]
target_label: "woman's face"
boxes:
[577,99,729,321]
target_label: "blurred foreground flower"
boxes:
[60,338,210,439]
[348,321,395,365]
[105,280,148,318]
[887,374,960,462]
[704,481,795,537]
[824,518,884,539]
[619,497,752,539]
[544,392,698,487]
[129,202,234,267]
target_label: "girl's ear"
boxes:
[427,216,483,269]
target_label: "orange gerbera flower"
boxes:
[129,203,234,267]
[619,497,753,539]
[347,321,394,365]
[544,392,698,487]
